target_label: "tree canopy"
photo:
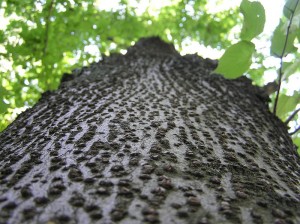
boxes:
[0,0,299,152]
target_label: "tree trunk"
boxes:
[0,37,299,224]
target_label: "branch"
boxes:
[263,81,278,95]
[289,126,300,135]
[285,108,300,125]
[273,0,299,115]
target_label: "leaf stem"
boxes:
[273,0,299,115]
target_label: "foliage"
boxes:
[215,0,265,79]
[215,0,300,153]
[239,0,265,41]
[214,40,255,78]
[0,0,299,152]
[0,0,238,130]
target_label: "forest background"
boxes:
[0,0,299,153]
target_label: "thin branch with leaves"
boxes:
[273,0,299,115]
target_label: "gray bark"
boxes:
[0,37,299,224]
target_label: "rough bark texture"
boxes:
[0,37,299,224]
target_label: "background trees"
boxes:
[0,0,299,152]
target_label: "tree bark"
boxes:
[0,37,299,224]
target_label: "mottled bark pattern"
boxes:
[0,37,299,224]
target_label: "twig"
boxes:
[289,126,300,135]
[273,0,299,115]
[285,108,300,125]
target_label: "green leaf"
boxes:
[0,99,9,114]
[214,41,255,79]
[283,58,300,80]
[293,137,300,155]
[240,0,266,41]
[283,0,300,19]
[276,92,300,120]
[297,29,300,42]
[271,20,297,57]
